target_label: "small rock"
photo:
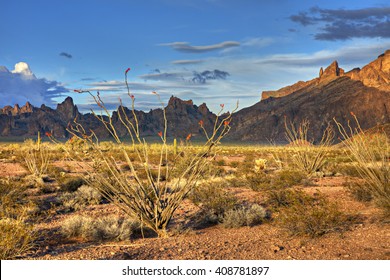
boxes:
[159,247,165,252]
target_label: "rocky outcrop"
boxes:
[345,50,390,91]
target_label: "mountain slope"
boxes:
[229,50,390,143]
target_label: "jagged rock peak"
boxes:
[322,60,344,78]
[56,96,78,120]
[167,96,194,107]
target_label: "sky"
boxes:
[0,0,389,113]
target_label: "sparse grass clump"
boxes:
[60,185,102,211]
[61,215,141,241]
[222,204,267,228]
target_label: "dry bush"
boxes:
[222,204,267,228]
[60,177,85,192]
[0,218,35,259]
[335,116,390,217]
[60,185,102,211]
[0,179,36,259]
[247,169,306,192]
[285,119,334,175]
[189,181,237,219]
[53,70,238,237]
[22,135,51,186]
[278,192,353,237]
[61,215,141,241]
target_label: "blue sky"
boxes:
[1,0,389,112]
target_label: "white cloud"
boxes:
[0,62,69,107]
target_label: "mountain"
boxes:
[229,50,390,143]
[0,50,389,143]
[0,96,216,139]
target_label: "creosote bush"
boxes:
[277,191,354,237]
[54,68,238,237]
[189,181,237,221]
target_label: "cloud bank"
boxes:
[290,6,390,40]
[0,62,69,107]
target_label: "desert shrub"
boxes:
[0,179,36,259]
[91,216,141,241]
[229,161,240,168]
[278,192,353,237]
[60,177,86,192]
[266,188,309,210]
[222,204,267,228]
[247,169,305,191]
[273,169,306,188]
[61,215,141,241]
[215,159,226,166]
[61,215,95,239]
[343,180,373,202]
[335,117,390,217]
[22,135,51,185]
[285,119,334,175]
[190,182,237,218]
[60,185,102,211]
[246,173,272,191]
[0,218,35,259]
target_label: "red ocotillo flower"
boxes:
[220,104,224,108]
[350,111,356,117]
[224,120,230,127]
[130,94,135,100]
[125,68,131,75]
[198,120,204,127]
[74,89,82,93]
[158,131,163,137]
[186,133,192,141]
[152,91,157,95]
[45,132,52,137]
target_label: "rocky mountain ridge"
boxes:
[261,50,390,100]
[1,50,389,143]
